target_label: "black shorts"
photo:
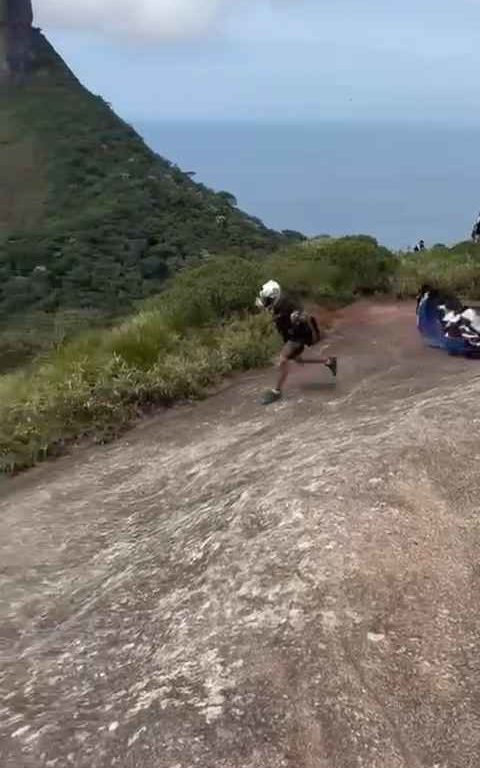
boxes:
[280,316,319,360]
[283,340,306,360]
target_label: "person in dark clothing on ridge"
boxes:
[414,239,425,253]
[255,280,337,404]
[472,213,480,243]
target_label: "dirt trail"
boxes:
[2,301,480,768]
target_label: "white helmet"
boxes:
[259,280,281,304]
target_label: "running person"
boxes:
[255,280,337,404]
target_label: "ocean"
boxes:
[136,121,480,250]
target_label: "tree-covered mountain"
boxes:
[0,1,283,323]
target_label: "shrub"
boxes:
[146,255,265,331]
[265,237,396,302]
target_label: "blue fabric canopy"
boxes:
[416,286,480,357]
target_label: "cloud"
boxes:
[35,0,227,41]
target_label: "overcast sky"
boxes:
[36,0,480,123]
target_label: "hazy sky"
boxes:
[36,0,480,123]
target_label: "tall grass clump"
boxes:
[395,242,480,299]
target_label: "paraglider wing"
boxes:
[416,287,480,356]
[416,287,445,349]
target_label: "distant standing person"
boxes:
[255,280,337,405]
[414,239,426,253]
[472,213,480,244]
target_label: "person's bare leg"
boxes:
[302,354,338,376]
[297,356,330,364]
[275,353,336,392]
[261,356,290,403]
[274,356,290,394]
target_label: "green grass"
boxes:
[0,312,277,473]
[0,237,395,473]
[395,241,480,299]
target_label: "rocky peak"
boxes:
[0,0,34,79]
